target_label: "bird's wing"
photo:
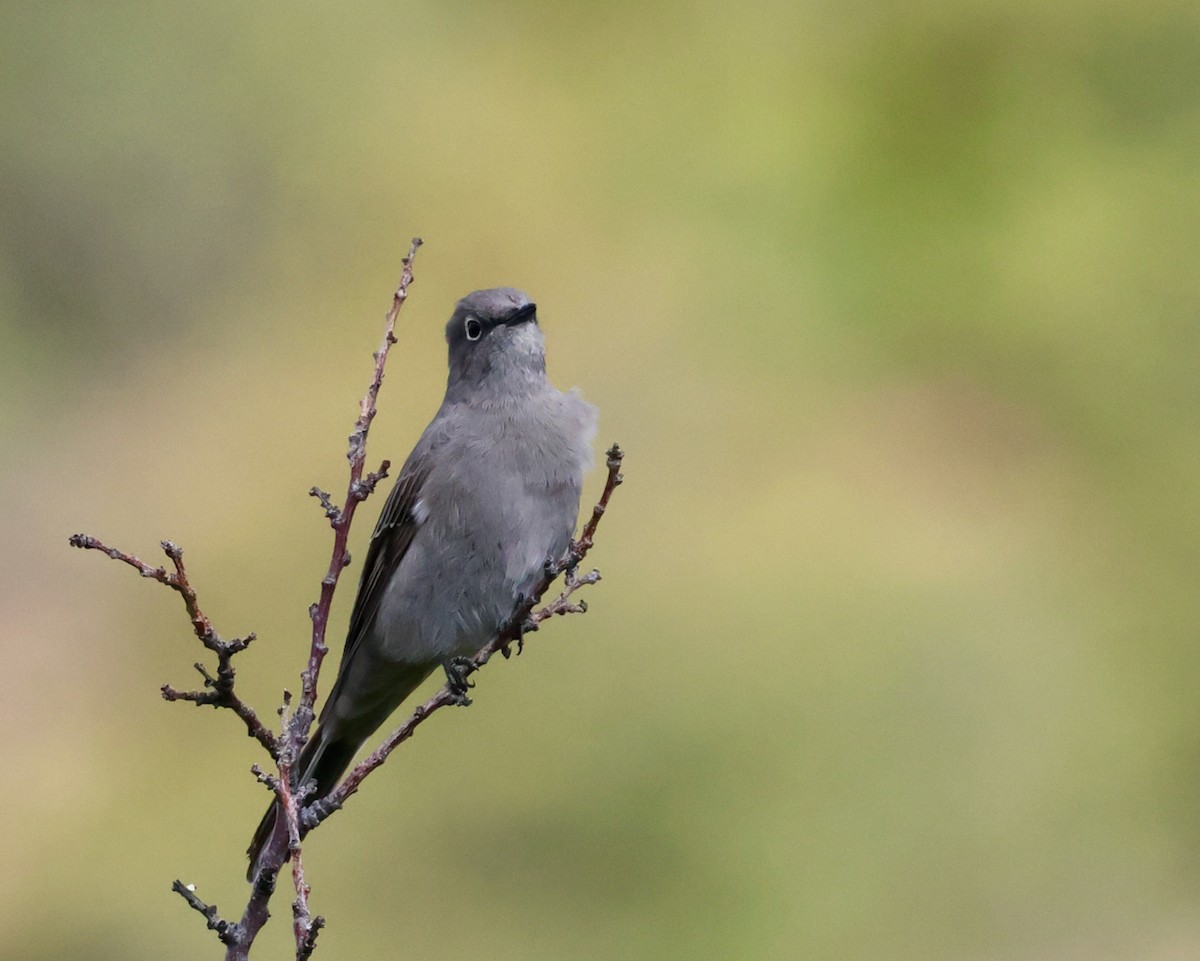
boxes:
[336,454,431,671]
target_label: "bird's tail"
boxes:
[245,723,365,882]
[245,661,435,882]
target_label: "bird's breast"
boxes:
[374,389,594,664]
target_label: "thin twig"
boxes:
[296,914,325,961]
[67,535,279,759]
[234,237,424,959]
[276,701,324,960]
[171,881,241,947]
[292,237,423,751]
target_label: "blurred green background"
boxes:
[4,0,1200,958]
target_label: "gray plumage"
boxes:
[248,288,596,879]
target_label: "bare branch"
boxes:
[232,237,424,959]
[68,535,279,759]
[171,881,241,947]
[293,238,424,749]
[275,700,324,960]
[296,914,325,961]
[308,487,339,524]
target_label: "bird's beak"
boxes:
[504,303,538,326]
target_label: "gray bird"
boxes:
[247,287,596,879]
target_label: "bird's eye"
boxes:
[464,318,483,341]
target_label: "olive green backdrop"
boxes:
[4,1,1200,959]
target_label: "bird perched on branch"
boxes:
[247,287,596,880]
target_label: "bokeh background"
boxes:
[4,1,1200,959]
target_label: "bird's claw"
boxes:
[444,656,476,706]
[499,594,540,658]
[515,615,538,655]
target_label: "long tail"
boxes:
[245,661,435,882]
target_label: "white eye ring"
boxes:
[465,317,483,341]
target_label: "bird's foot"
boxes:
[548,548,580,580]
[514,612,539,656]
[444,656,476,706]
[499,594,540,659]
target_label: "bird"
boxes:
[247,287,597,880]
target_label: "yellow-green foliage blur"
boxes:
[4,1,1200,959]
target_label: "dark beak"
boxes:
[504,302,538,326]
